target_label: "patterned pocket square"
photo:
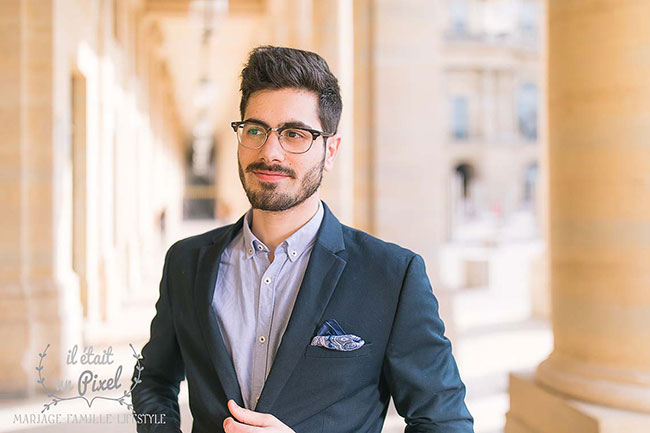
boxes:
[310,319,365,351]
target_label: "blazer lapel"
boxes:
[255,202,347,413]
[193,215,246,406]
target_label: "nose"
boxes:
[258,129,285,163]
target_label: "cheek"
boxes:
[303,153,324,173]
[237,148,255,167]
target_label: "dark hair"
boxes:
[239,46,343,135]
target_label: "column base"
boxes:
[506,372,650,433]
[0,275,82,397]
[536,353,650,413]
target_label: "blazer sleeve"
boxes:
[131,243,186,433]
[382,253,474,433]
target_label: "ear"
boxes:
[323,135,341,172]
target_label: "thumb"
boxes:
[227,399,270,427]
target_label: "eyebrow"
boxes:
[243,118,316,130]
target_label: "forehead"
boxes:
[244,88,321,128]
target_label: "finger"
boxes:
[223,416,260,433]
[227,399,275,427]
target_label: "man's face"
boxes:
[237,88,339,212]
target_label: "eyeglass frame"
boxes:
[230,120,333,154]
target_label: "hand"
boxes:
[223,399,295,432]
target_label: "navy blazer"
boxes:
[132,201,474,432]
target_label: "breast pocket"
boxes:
[304,342,373,359]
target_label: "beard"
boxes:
[238,152,325,212]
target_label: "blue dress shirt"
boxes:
[212,201,324,410]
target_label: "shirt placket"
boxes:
[250,248,285,409]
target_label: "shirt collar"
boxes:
[242,200,324,262]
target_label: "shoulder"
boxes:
[336,224,432,303]
[165,223,237,260]
[339,224,418,270]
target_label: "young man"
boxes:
[132,46,474,433]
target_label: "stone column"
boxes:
[286,0,313,49]
[311,0,355,225]
[351,0,374,233]
[369,0,446,274]
[0,0,82,396]
[507,1,650,431]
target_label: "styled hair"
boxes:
[239,46,343,135]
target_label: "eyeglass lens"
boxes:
[237,123,313,153]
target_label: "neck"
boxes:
[249,194,321,254]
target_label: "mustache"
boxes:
[246,162,296,178]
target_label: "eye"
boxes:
[243,124,267,138]
[283,129,308,139]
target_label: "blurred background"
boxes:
[2,0,649,432]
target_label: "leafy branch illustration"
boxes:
[118,343,143,413]
[36,343,144,414]
[36,344,69,413]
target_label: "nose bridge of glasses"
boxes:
[264,127,284,146]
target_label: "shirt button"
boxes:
[259,336,266,343]
[248,248,254,255]
[257,244,263,250]
[290,250,297,257]
[264,277,271,285]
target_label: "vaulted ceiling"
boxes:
[145,0,273,140]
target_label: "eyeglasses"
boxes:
[231,121,332,154]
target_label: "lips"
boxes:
[252,170,290,182]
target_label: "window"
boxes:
[450,0,469,34]
[455,163,475,199]
[523,162,539,206]
[517,83,538,140]
[519,1,539,35]
[452,96,470,140]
